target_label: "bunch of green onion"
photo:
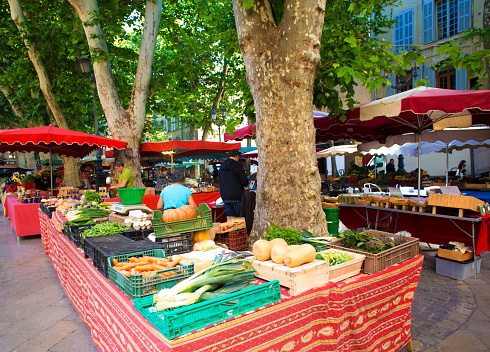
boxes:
[152,256,256,311]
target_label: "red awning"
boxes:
[315,87,490,143]
[0,126,128,158]
[105,140,242,159]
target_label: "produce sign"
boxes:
[82,222,127,238]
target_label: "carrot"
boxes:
[134,264,155,272]
[167,256,172,262]
[121,270,131,278]
[120,262,148,271]
[112,258,118,266]
[157,271,175,278]
[153,264,167,271]
[142,271,156,278]
[128,257,136,263]
[166,259,181,268]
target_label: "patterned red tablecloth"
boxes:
[43,215,423,352]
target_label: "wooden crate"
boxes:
[428,193,484,217]
[252,259,330,296]
[324,249,365,282]
[325,230,419,274]
[464,183,490,189]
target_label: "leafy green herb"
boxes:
[316,250,354,266]
[264,223,301,245]
[83,191,102,204]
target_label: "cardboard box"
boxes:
[437,248,474,262]
[213,218,246,234]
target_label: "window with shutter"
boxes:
[438,66,456,89]
[458,0,471,32]
[436,0,458,40]
[394,9,414,54]
[423,0,434,44]
[456,68,467,90]
[423,65,435,87]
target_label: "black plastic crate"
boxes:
[68,223,96,250]
[153,233,192,255]
[120,228,145,241]
[141,228,153,238]
[83,234,166,278]
[40,203,57,217]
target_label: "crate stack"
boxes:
[151,203,213,255]
[213,218,248,251]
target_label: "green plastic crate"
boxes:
[118,188,146,205]
[152,203,213,237]
[133,280,281,339]
[108,249,194,299]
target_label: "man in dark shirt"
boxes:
[386,158,396,173]
[219,149,248,217]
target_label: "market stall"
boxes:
[339,203,488,255]
[39,209,422,352]
[4,194,43,237]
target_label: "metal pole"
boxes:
[417,133,421,197]
[445,142,449,186]
[218,125,221,142]
[49,144,53,195]
[92,83,105,192]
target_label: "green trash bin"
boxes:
[323,207,340,221]
[327,220,339,236]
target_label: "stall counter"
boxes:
[5,195,42,237]
[39,209,422,352]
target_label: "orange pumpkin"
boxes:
[180,205,197,219]
[192,228,215,245]
[163,208,186,223]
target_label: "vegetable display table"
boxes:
[4,195,42,238]
[40,211,422,352]
[339,203,488,256]
[105,192,221,211]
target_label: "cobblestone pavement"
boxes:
[1,208,489,351]
[401,245,490,352]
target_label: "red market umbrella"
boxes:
[0,126,128,192]
[315,86,490,143]
[224,110,329,142]
[315,86,490,193]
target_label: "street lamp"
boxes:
[211,107,226,142]
[78,56,105,192]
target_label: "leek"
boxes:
[153,254,256,311]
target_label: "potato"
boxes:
[253,240,273,261]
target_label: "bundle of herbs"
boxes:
[152,252,256,311]
[340,229,394,254]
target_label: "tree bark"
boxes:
[484,0,490,90]
[69,0,162,188]
[233,0,328,243]
[8,0,83,186]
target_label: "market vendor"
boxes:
[157,170,197,211]
[155,166,170,193]
[109,161,133,195]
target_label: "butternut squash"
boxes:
[271,245,289,264]
[253,240,272,261]
[284,244,316,268]
[269,238,288,248]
